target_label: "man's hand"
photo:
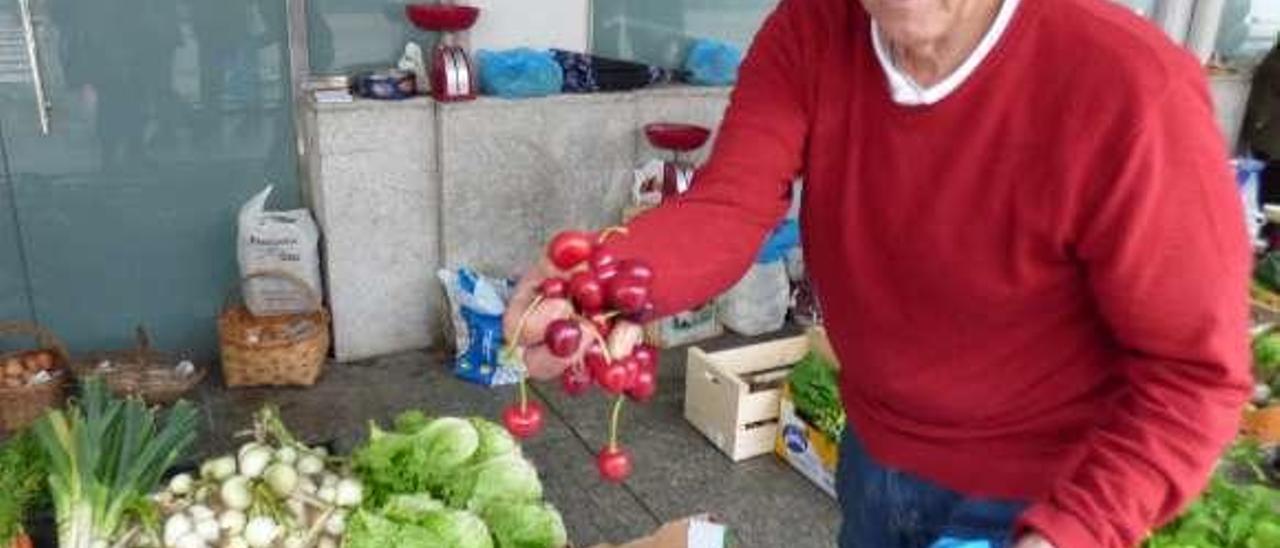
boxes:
[503,259,581,380]
[1012,533,1055,548]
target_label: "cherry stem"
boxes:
[597,226,630,245]
[608,395,625,450]
[506,294,545,353]
[577,316,614,365]
[519,377,528,411]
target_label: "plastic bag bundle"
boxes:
[477,48,564,98]
[438,268,520,386]
[683,39,743,86]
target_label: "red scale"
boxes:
[637,123,711,203]
[405,2,481,102]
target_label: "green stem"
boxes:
[519,378,529,411]
[608,396,625,449]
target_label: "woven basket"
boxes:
[219,271,330,387]
[0,321,69,432]
[72,326,206,405]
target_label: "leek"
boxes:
[32,378,199,548]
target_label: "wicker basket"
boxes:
[0,321,69,432]
[219,271,330,387]
[72,326,206,405]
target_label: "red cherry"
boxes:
[537,278,568,299]
[569,272,604,312]
[502,401,544,439]
[561,364,592,396]
[618,355,640,387]
[597,445,633,482]
[626,368,657,402]
[619,260,654,285]
[607,276,650,314]
[589,248,618,272]
[547,231,595,270]
[591,315,615,339]
[584,343,609,379]
[544,319,583,358]
[596,363,632,394]
[594,261,622,284]
[624,301,657,323]
[632,345,658,372]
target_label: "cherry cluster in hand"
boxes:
[501,228,661,483]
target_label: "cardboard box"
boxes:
[645,302,723,349]
[589,516,728,548]
[775,385,840,499]
[684,336,808,461]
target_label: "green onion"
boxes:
[33,377,199,548]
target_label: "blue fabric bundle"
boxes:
[477,48,564,98]
[683,39,743,86]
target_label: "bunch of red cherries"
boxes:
[501,228,660,482]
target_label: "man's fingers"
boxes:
[515,298,575,346]
[523,345,574,381]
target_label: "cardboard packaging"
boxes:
[590,516,727,548]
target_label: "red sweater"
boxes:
[609,0,1253,546]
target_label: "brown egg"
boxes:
[31,351,54,371]
[2,359,21,378]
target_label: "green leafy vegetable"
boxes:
[382,493,445,523]
[33,377,199,548]
[1146,441,1280,547]
[346,509,438,548]
[346,503,493,548]
[471,417,518,462]
[1254,331,1280,387]
[415,509,494,548]
[445,453,544,511]
[481,501,567,548]
[1257,253,1280,293]
[0,431,48,545]
[354,415,481,505]
[787,351,845,441]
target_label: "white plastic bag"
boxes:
[437,268,520,386]
[237,186,323,316]
[718,261,790,336]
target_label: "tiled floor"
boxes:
[190,331,842,547]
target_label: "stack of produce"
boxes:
[786,351,844,442]
[348,410,567,548]
[152,407,362,548]
[503,228,662,482]
[1,350,56,389]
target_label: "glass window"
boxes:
[308,0,429,75]
[1218,0,1279,63]
[591,0,777,68]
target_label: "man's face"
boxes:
[860,0,972,46]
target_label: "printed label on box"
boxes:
[775,389,838,499]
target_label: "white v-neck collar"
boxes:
[870,0,1021,106]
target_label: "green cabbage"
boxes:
[446,453,544,510]
[470,417,518,462]
[417,509,494,548]
[481,501,568,548]
[346,509,441,548]
[354,415,481,504]
[382,493,445,523]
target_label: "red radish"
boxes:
[596,363,632,394]
[632,344,658,372]
[627,368,657,402]
[584,344,609,378]
[589,248,618,271]
[569,272,605,311]
[619,260,654,285]
[597,445,633,482]
[544,319,583,358]
[537,278,568,299]
[503,401,544,439]
[547,230,595,270]
[561,364,592,396]
[607,276,650,314]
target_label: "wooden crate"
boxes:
[683,335,809,461]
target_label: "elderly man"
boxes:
[505,0,1251,546]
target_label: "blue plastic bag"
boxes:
[757,219,800,263]
[438,268,521,386]
[477,48,564,98]
[683,39,743,86]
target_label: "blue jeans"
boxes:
[836,431,1028,548]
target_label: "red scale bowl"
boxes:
[643,123,711,153]
[405,4,480,32]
